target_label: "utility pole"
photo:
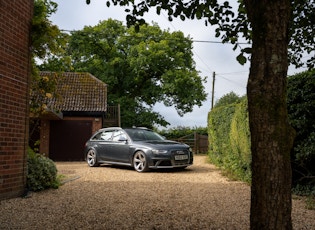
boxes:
[211,72,215,110]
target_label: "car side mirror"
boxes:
[118,136,127,142]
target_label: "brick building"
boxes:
[33,72,117,161]
[0,1,33,199]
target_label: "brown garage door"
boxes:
[49,120,92,161]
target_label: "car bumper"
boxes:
[148,154,193,169]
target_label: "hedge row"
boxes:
[207,97,251,183]
[207,70,315,190]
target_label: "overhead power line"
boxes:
[59,29,250,45]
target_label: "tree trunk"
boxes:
[244,1,295,229]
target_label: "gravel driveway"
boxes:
[1,155,314,229]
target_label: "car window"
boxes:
[124,129,164,141]
[143,130,164,140]
[112,130,127,141]
[92,130,113,141]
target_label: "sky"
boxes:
[49,0,301,128]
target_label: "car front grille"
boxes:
[159,160,172,166]
[172,149,190,165]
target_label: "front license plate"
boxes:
[175,155,188,160]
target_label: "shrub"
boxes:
[27,147,60,191]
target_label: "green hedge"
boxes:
[287,70,315,190]
[208,104,236,165]
[208,97,251,183]
[158,126,207,139]
[207,70,315,189]
[228,98,251,182]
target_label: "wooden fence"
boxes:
[172,132,209,154]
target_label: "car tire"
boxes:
[86,149,99,167]
[133,151,149,172]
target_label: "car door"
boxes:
[109,129,130,163]
[93,130,114,161]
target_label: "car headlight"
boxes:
[152,149,168,155]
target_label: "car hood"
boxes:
[135,140,189,148]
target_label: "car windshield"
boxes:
[124,129,165,141]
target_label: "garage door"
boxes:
[49,120,92,161]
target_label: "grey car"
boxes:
[84,127,193,172]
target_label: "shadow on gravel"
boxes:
[95,161,220,174]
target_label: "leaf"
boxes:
[156,6,161,15]
[236,53,247,65]
[242,47,252,54]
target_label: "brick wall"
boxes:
[0,1,33,199]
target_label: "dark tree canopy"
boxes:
[39,19,207,127]
[287,70,315,187]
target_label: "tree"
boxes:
[214,91,243,108]
[245,2,294,229]
[31,0,68,115]
[40,19,207,127]
[85,0,315,229]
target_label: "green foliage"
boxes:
[287,70,315,188]
[40,19,207,127]
[31,0,69,116]
[229,98,251,182]
[27,147,60,191]
[88,0,314,69]
[292,184,315,197]
[230,99,251,162]
[214,91,244,108]
[207,70,315,186]
[32,0,59,59]
[305,195,315,210]
[208,95,251,183]
[208,104,236,165]
[158,126,207,139]
[289,1,315,69]
[292,185,315,210]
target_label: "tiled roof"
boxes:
[40,71,107,112]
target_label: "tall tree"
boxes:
[86,0,315,229]
[31,0,68,115]
[245,1,294,229]
[40,19,207,127]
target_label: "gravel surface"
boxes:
[1,155,314,230]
